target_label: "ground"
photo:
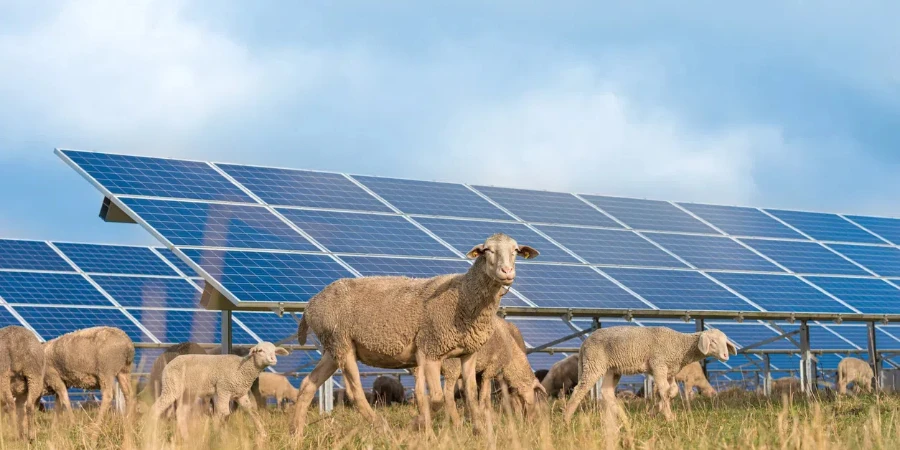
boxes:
[2,392,899,449]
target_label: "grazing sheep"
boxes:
[770,377,802,397]
[43,326,136,425]
[335,388,375,407]
[837,357,874,395]
[150,342,288,440]
[292,233,538,438]
[207,346,265,409]
[534,369,549,383]
[145,342,207,400]
[372,376,405,407]
[0,326,45,440]
[541,354,579,398]
[258,372,299,410]
[672,361,716,400]
[563,326,736,423]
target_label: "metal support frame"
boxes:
[868,321,882,392]
[799,320,816,394]
[221,310,233,355]
[696,318,707,378]
[526,327,593,354]
[592,321,602,401]
[319,376,334,413]
[763,354,772,397]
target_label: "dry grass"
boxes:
[3,392,900,449]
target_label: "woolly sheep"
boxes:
[258,372,299,410]
[207,346,265,409]
[372,375,405,407]
[672,361,716,400]
[564,326,736,423]
[150,342,289,440]
[292,233,538,438]
[335,388,375,407]
[837,357,874,395]
[0,326,45,440]
[145,342,207,399]
[43,326,136,425]
[541,354,579,398]
[770,377,802,396]
[534,369,549,383]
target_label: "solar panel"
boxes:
[154,248,200,277]
[826,244,900,277]
[706,322,796,350]
[845,215,900,245]
[765,209,882,244]
[277,209,454,257]
[14,306,153,342]
[602,268,752,311]
[180,249,355,303]
[269,349,320,374]
[678,203,805,239]
[414,218,579,263]
[122,198,318,251]
[0,240,73,272]
[582,195,717,234]
[527,352,568,372]
[821,325,881,350]
[353,175,512,220]
[60,150,254,203]
[507,318,584,348]
[55,243,178,276]
[233,311,303,344]
[513,264,647,309]
[0,272,114,306]
[536,226,686,268]
[0,307,25,328]
[473,186,621,228]
[128,309,257,345]
[740,239,869,275]
[775,324,856,350]
[92,276,201,309]
[708,273,852,313]
[637,321,698,334]
[804,277,900,314]
[645,233,782,272]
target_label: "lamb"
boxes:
[43,326,136,425]
[150,342,289,440]
[207,346,265,409]
[258,372,299,410]
[563,326,736,423]
[672,361,716,400]
[0,326,45,440]
[292,233,538,438]
[372,375,405,407]
[837,357,874,395]
[145,342,208,400]
[541,354,579,398]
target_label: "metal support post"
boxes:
[114,383,125,413]
[319,376,334,413]
[696,318,707,378]
[221,310,233,355]
[643,376,653,400]
[592,320,602,400]
[763,354,772,397]
[868,321,882,392]
[799,320,815,394]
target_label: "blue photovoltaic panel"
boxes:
[767,354,801,372]
[234,312,304,344]
[527,352,568,372]
[92,276,201,309]
[273,351,320,374]
[155,248,200,277]
[827,244,900,277]
[122,198,318,251]
[0,240,73,272]
[217,164,391,212]
[473,186,621,228]
[766,209,882,244]
[339,256,527,307]
[878,326,900,346]
[0,272,113,306]
[513,264,647,309]
[353,175,512,220]
[823,325,882,350]
[602,268,751,311]
[508,318,585,348]
[677,203,804,239]
[415,218,579,263]
[537,226,686,268]
[60,150,253,203]
[0,307,24,328]
[708,272,852,313]
[278,209,455,257]
[181,249,354,302]
[845,215,900,245]
[804,277,900,314]
[707,323,796,350]
[129,309,257,345]
[55,243,178,276]
[582,195,718,234]
[645,233,782,272]
[14,306,153,342]
[740,239,869,275]
[134,348,164,373]
[776,324,856,350]
[637,321,698,335]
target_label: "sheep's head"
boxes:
[248,342,290,368]
[466,233,539,286]
[697,329,737,362]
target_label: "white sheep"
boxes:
[150,342,289,440]
[541,354,579,398]
[258,372,299,410]
[563,326,736,423]
[0,326,45,440]
[671,361,716,400]
[293,233,538,438]
[837,357,874,395]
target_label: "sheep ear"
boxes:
[517,246,539,259]
[726,341,738,356]
[698,333,711,355]
[466,244,486,259]
[275,347,290,356]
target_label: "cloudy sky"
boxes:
[1,1,898,245]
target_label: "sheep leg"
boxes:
[0,376,18,435]
[412,360,434,434]
[116,371,135,419]
[652,368,675,422]
[459,353,484,435]
[442,369,462,426]
[563,365,601,425]
[93,376,115,426]
[175,398,192,440]
[340,350,382,427]
[23,374,42,441]
[237,394,267,441]
[45,372,74,422]
[423,359,445,414]
[478,375,492,411]
[290,351,338,439]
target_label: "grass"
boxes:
[3,391,900,449]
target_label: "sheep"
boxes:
[534,369,549,383]
[563,326,736,424]
[292,233,538,438]
[0,326,45,440]
[541,354,579,398]
[837,357,874,395]
[207,346,265,409]
[770,377,802,397]
[335,388,375,407]
[372,375,405,407]
[150,342,289,440]
[258,372,299,410]
[440,316,545,424]
[144,342,208,400]
[42,326,136,425]
[672,361,716,400]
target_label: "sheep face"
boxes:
[249,342,290,367]
[698,329,737,362]
[466,233,539,285]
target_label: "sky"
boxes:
[0,1,898,245]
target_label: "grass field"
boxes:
[3,392,900,449]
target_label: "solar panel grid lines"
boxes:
[536,225,687,268]
[707,272,858,314]
[600,267,758,312]
[824,243,900,278]
[0,239,75,272]
[804,276,900,315]
[149,247,200,278]
[53,242,180,277]
[12,305,156,343]
[845,215,900,245]
[579,194,720,235]
[472,185,623,228]
[642,232,783,272]
[765,209,885,245]
[512,263,652,310]
[738,238,871,276]
[677,204,803,239]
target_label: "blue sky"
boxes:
[0,1,898,245]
